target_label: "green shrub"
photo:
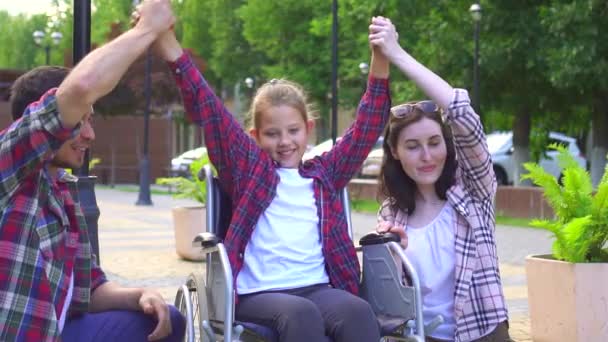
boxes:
[522,144,608,263]
[155,153,212,205]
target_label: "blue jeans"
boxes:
[62,305,185,342]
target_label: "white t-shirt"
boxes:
[237,168,328,294]
[405,204,457,340]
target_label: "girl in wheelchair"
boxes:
[372,17,512,342]
[154,18,393,342]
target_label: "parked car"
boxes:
[303,137,342,160]
[359,131,587,184]
[303,137,384,173]
[360,148,384,178]
[170,147,207,178]
[488,131,586,185]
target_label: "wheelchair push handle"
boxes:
[359,232,400,246]
[193,232,221,248]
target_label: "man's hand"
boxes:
[134,0,175,37]
[139,289,172,341]
[376,221,408,249]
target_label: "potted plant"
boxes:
[521,144,608,342]
[156,153,211,261]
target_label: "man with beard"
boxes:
[0,1,185,341]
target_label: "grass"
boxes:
[351,199,538,229]
[495,214,536,229]
[351,199,380,214]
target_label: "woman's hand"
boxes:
[368,16,403,63]
[376,221,408,249]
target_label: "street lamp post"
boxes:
[358,62,369,94]
[72,0,101,264]
[136,48,153,206]
[233,77,255,126]
[331,0,339,145]
[133,0,153,206]
[244,77,254,89]
[33,30,63,65]
[469,3,482,115]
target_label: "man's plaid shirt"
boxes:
[0,89,107,341]
[378,89,508,341]
[169,53,390,299]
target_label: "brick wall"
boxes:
[89,115,175,184]
[0,102,10,128]
[1,104,178,185]
[494,186,554,219]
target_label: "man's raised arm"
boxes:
[56,0,175,128]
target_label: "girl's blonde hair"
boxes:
[248,79,316,129]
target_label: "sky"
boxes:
[0,1,56,16]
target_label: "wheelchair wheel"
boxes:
[175,273,208,342]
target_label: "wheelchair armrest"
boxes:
[193,232,221,248]
[359,232,400,246]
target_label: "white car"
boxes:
[303,137,384,170]
[302,138,342,160]
[170,147,207,178]
[359,131,587,183]
[488,131,586,185]
[360,148,384,178]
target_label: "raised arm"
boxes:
[370,17,495,199]
[0,0,175,203]
[56,0,174,128]
[369,17,453,109]
[321,20,391,189]
[153,30,263,190]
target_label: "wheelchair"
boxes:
[175,165,442,342]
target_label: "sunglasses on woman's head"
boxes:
[390,100,439,118]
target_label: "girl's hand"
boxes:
[368,16,403,63]
[376,221,408,249]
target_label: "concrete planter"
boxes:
[525,254,608,342]
[172,205,206,261]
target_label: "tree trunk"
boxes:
[512,108,531,186]
[590,96,608,187]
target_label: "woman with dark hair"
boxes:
[371,17,511,342]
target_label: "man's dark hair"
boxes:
[9,66,70,121]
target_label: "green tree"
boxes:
[459,1,571,185]
[175,0,217,83]
[0,12,48,69]
[540,0,608,187]
[91,0,132,44]
[238,0,331,123]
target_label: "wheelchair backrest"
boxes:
[202,165,354,240]
[203,165,232,239]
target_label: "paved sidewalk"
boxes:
[96,187,552,341]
